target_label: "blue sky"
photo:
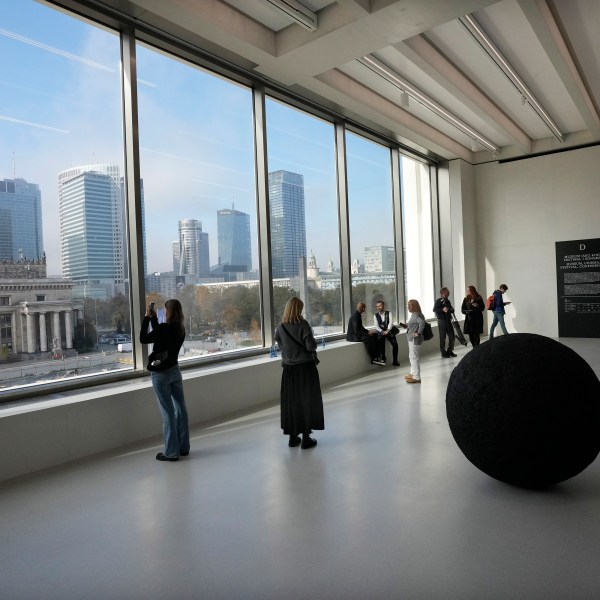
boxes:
[1,0,396,277]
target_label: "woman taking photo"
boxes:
[461,285,484,347]
[140,299,189,462]
[274,297,324,449]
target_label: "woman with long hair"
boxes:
[461,285,484,347]
[405,299,425,384]
[274,297,324,449]
[140,298,189,462]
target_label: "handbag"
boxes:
[389,325,400,336]
[422,322,434,341]
[280,324,319,365]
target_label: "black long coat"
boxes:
[461,296,484,334]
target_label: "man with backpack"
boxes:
[489,284,511,339]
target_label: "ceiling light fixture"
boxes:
[357,55,499,153]
[263,0,318,32]
[459,14,564,142]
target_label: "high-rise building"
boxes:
[364,246,395,272]
[0,178,44,262]
[175,219,210,277]
[58,164,125,299]
[268,170,307,278]
[217,208,251,272]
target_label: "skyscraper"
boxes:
[58,164,125,298]
[175,219,210,278]
[268,170,307,278]
[0,178,44,261]
[217,208,251,271]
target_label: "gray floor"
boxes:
[1,337,600,600]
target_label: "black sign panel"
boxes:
[556,238,600,338]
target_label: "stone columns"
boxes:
[65,310,73,349]
[39,312,47,352]
[26,313,35,353]
[52,312,61,349]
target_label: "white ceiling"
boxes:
[83,0,600,163]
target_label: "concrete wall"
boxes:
[0,334,439,482]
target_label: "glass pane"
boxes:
[400,156,434,319]
[137,44,260,358]
[265,99,342,337]
[346,133,396,327]
[0,0,128,394]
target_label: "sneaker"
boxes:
[156,452,178,462]
[301,436,317,449]
[288,436,301,447]
[371,359,386,366]
[406,377,421,384]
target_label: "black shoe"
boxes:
[180,450,189,456]
[301,436,317,449]
[392,361,400,366]
[156,452,178,462]
[288,436,301,447]
[448,352,457,357]
[442,353,451,358]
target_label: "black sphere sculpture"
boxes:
[446,333,600,488]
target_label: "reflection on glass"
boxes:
[346,133,397,324]
[265,98,342,336]
[401,156,434,319]
[137,43,260,359]
[0,0,128,393]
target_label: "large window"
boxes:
[0,0,128,392]
[401,156,434,319]
[136,44,260,359]
[346,133,397,324]
[265,99,342,336]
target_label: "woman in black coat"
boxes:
[274,297,324,450]
[461,285,485,347]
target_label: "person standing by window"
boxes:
[461,285,485,347]
[140,299,189,462]
[433,287,456,358]
[405,299,425,384]
[275,297,324,450]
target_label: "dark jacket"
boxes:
[140,316,185,371]
[461,295,484,334]
[274,320,317,366]
[433,297,454,320]
[346,310,368,342]
[493,289,508,314]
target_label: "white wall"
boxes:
[472,145,600,336]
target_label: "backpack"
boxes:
[423,322,434,341]
[485,294,496,311]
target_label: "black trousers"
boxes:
[356,332,381,360]
[378,334,398,362]
[437,319,455,354]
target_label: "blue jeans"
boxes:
[151,366,190,458]
[489,312,509,338]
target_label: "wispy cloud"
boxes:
[0,115,69,133]
[0,27,114,72]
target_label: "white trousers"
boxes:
[408,341,421,380]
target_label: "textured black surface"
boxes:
[446,334,600,488]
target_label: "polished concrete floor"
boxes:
[1,337,600,600]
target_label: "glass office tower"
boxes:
[217,208,251,271]
[268,170,307,278]
[0,178,44,261]
[58,164,124,298]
